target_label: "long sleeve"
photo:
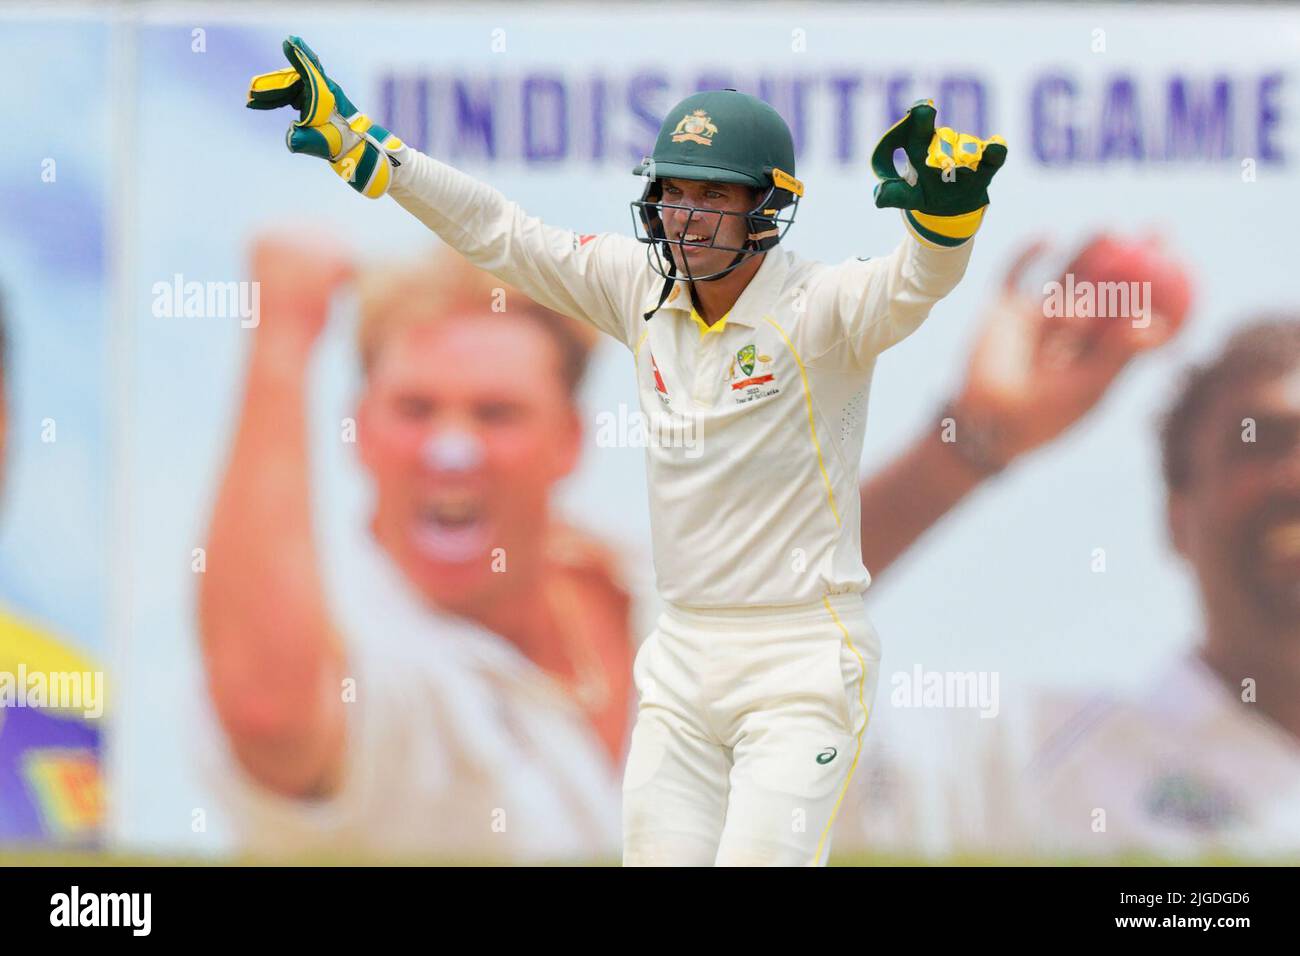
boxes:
[801,229,975,367]
[388,147,646,348]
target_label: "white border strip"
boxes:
[105,0,138,848]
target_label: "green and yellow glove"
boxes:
[871,99,1007,247]
[247,36,403,200]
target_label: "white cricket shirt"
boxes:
[839,653,1300,860]
[1028,653,1300,858]
[391,149,974,608]
[202,527,623,862]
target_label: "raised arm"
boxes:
[197,235,352,798]
[247,36,644,348]
[802,234,976,365]
[799,100,1005,366]
[386,150,645,345]
[859,235,1193,577]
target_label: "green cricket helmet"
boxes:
[631,90,804,296]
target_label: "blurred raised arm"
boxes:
[197,235,353,799]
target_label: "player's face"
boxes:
[357,315,580,612]
[1175,363,1300,626]
[658,178,757,277]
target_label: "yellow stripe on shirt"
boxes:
[763,316,841,528]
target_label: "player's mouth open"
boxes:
[412,494,491,563]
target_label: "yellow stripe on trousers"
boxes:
[756,318,864,863]
[811,595,873,866]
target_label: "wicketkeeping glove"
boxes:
[871,99,1007,247]
[247,36,403,199]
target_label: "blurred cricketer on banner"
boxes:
[0,295,104,847]
[849,240,1300,860]
[833,234,1196,857]
[198,240,638,861]
[1027,318,1300,858]
[245,35,1005,866]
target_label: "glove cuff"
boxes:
[330,116,404,199]
[904,206,985,248]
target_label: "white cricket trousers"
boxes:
[622,593,881,867]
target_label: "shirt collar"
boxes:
[1150,651,1232,727]
[1156,650,1300,763]
[640,249,789,331]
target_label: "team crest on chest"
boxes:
[726,343,781,404]
[1142,769,1239,831]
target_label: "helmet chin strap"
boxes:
[641,243,755,322]
[642,265,676,323]
[697,248,751,282]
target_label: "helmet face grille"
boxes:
[630,178,800,283]
[630,89,801,288]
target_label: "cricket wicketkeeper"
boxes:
[247,36,1006,866]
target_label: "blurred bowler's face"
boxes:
[357,313,580,613]
[1173,363,1300,628]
